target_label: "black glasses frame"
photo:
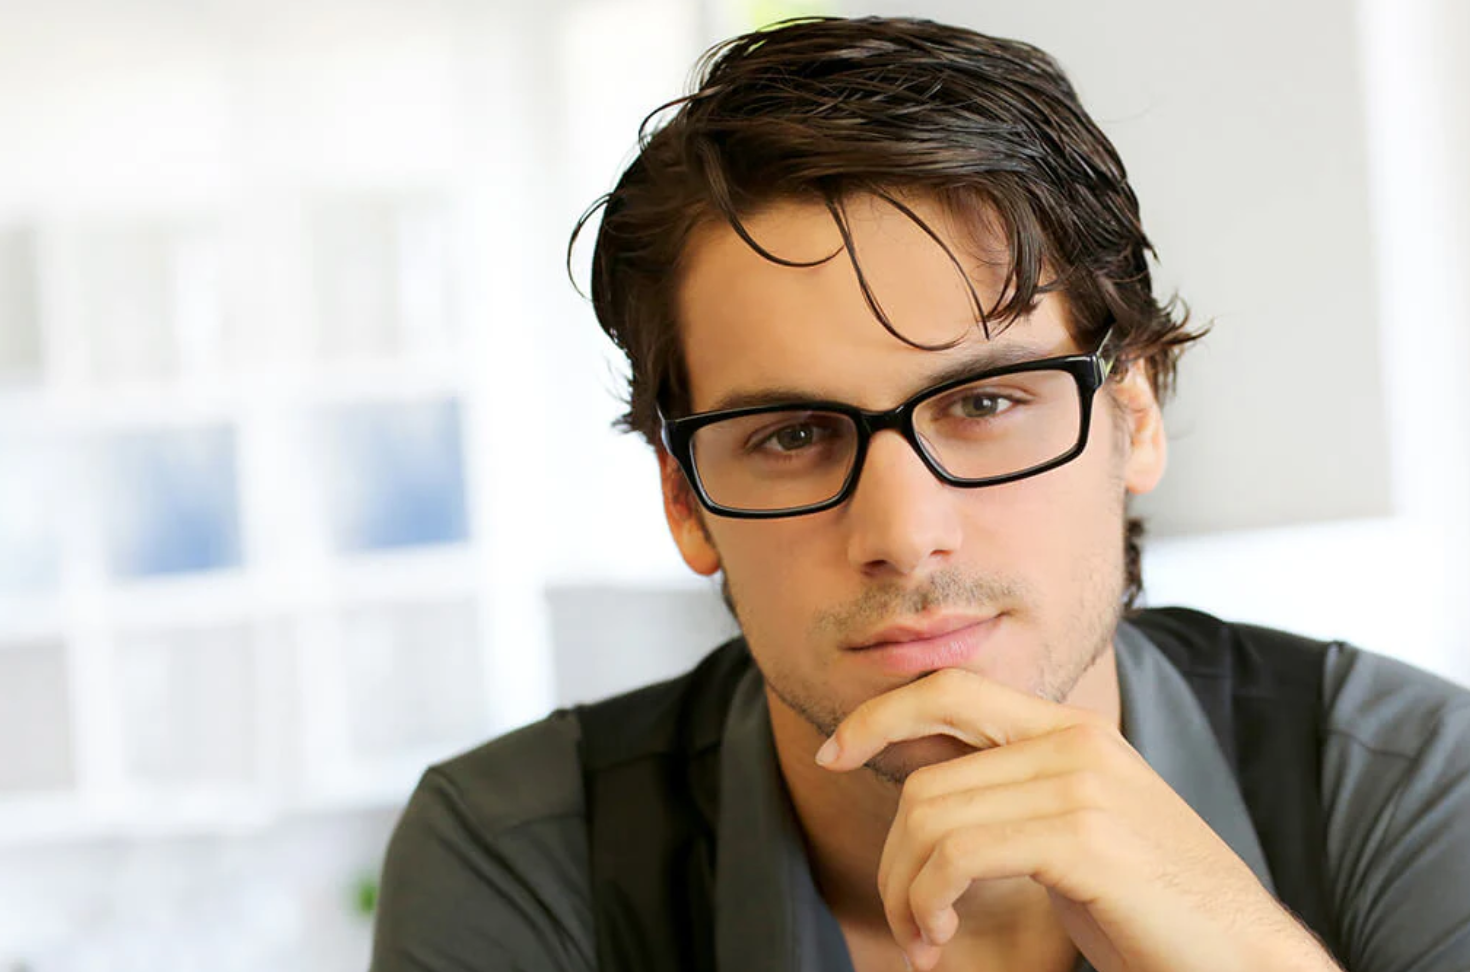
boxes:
[660,329,1118,519]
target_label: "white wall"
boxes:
[1141,0,1470,683]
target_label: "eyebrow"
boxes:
[706,342,1064,413]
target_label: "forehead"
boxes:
[674,193,1076,412]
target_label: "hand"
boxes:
[814,668,1340,972]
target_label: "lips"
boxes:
[849,614,996,651]
[847,614,1002,676]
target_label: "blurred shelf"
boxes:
[0,549,486,642]
[66,549,482,628]
[97,571,265,629]
[0,595,66,642]
[0,787,401,850]
[0,794,99,850]
[324,546,482,602]
[14,355,472,429]
[0,757,452,849]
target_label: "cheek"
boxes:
[707,519,836,618]
[971,446,1127,579]
[711,521,849,697]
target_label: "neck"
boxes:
[768,644,1123,947]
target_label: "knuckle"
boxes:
[932,667,973,702]
[843,698,881,735]
[1061,769,1107,809]
[932,666,967,688]
[1067,806,1113,850]
[908,881,941,920]
[933,831,971,876]
[902,763,942,802]
[838,710,867,740]
[904,799,940,843]
[1067,718,1119,755]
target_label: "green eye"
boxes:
[956,394,1007,418]
[772,424,816,451]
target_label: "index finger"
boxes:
[815,667,1094,771]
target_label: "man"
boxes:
[370,17,1470,972]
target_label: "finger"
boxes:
[879,767,1073,894]
[904,810,1116,945]
[890,723,1147,806]
[879,730,1080,810]
[875,794,987,968]
[878,773,1110,949]
[878,858,943,972]
[897,771,1111,866]
[818,667,1100,772]
[880,878,930,969]
[906,931,946,972]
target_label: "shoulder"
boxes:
[428,708,587,834]
[370,712,595,972]
[1318,642,1470,842]
[1321,643,1470,758]
[1317,644,1470,970]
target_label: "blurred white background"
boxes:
[0,0,1465,969]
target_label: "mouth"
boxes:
[846,614,1003,676]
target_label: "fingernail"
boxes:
[901,953,912,971]
[815,736,841,766]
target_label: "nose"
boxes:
[842,429,964,578]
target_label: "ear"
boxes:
[658,448,722,576]
[1112,364,1168,496]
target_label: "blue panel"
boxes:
[0,438,61,593]
[105,426,242,578]
[324,398,469,552]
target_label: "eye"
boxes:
[761,422,822,453]
[952,393,1013,419]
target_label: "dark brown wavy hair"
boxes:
[570,16,1204,607]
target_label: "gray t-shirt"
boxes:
[368,621,1470,971]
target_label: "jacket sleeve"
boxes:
[369,718,596,972]
[1320,646,1470,972]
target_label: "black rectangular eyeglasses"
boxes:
[659,327,1117,519]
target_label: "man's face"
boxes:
[663,193,1166,782]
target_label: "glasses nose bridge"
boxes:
[854,400,930,467]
